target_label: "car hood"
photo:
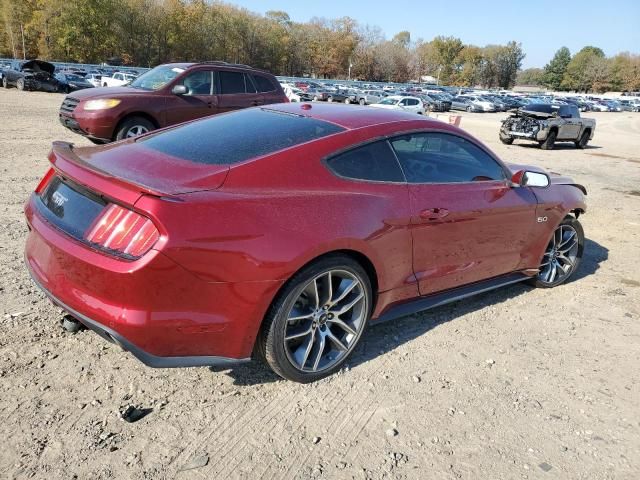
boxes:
[21,60,55,75]
[68,86,150,99]
[52,140,229,196]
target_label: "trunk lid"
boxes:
[50,141,229,198]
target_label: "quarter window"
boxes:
[390,132,506,183]
[326,141,404,182]
[252,74,276,92]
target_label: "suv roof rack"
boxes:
[197,61,254,69]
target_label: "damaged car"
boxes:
[499,104,595,150]
[2,60,60,92]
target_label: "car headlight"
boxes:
[83,99,121,110]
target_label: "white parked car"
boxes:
[85,73,103,88]
[283,85,303,102]
[369,95,425,114]
[101,72,136,87]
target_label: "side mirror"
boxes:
[511,170,550,188]
[172,84,188,95]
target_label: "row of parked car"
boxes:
[280,79,640,114]
[0,59,142,93]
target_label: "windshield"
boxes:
[66,74,84,82]
[130,65,185,91]
[522,103,559,114]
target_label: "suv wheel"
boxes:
[2,77,8,88]
[529,216,584,288]
[257,255,372,383]
[16,78,25,91]
[115,116,155,140]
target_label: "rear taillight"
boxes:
[35,168,56,194]
[84,203,159,258]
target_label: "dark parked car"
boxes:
[2,60,60,92]
[58,61,288,143]
[55,73,94,93]
[327,89,358,104]
[25,103,586,383]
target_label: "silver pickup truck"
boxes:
[499,103,595,150]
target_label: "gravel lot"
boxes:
[1,89,639,480]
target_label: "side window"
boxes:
[252,74,276,93]
[409,99,419,106]
[326,140,404,183]
[182,71,213,95]
[390,132,506,184]
[400,99,409,106]
[219,70,246,94]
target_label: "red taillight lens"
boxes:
[84,204,159,258]
[35,168,56,194]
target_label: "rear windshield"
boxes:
[139,108,345,164]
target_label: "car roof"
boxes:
[264,102,439,130]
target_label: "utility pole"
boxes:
[20,23,26,59]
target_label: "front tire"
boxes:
[114,116,155,141]
[2,77,8,88]
[359,98,366,106]
[16,78,25,91]
[540,129,557,150]
[257,255,372,383]
[499,131,514,144]
[529,216,584,288]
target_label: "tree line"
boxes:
[2,0,636,92]
[517,46,640,93]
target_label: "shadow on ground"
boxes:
[215,238,609,386]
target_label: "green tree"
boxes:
[542,46,571,90]
[517,67,544,86]
[561,46,605,91]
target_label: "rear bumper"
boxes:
[24,194,281,364]
[27,267,250,368]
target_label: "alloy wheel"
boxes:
[538,224,579,284]
[283,269,367,373]
[126,125,149,138]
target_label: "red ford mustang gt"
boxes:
[24,103,586,382]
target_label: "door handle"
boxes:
[419,208,450,220]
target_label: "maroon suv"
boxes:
[58,61,288,143]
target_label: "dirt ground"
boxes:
[0,88,639,480]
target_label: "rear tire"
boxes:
[2,77,8,88]
[257,254,372,383]
[114,116,155,141]
[575,130,590,149]
[359,98,366,106]
[16,78,25,91]
[540,130,557,150]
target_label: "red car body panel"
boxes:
[26,103,587,364]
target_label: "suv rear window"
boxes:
[139,108,345,165]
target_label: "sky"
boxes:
[232,0,640,69]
